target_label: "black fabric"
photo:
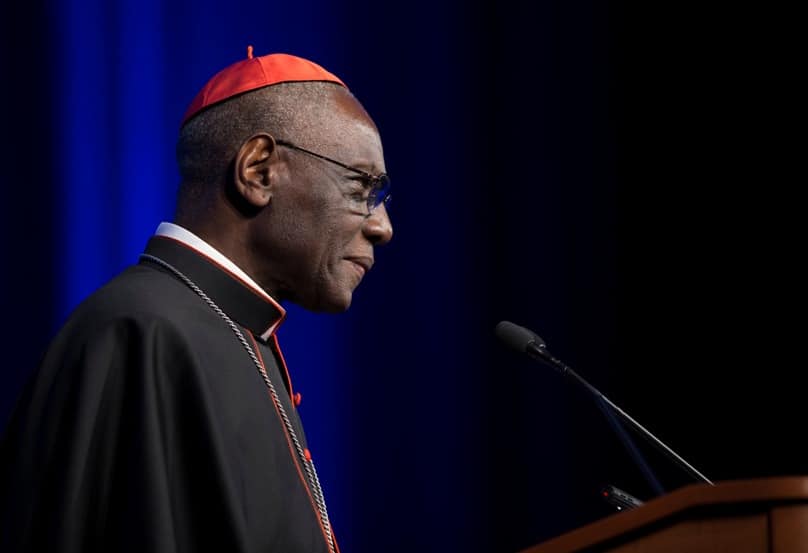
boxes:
[0,238,330,553]
[142,236,285,337]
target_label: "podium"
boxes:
[521,477,808,553]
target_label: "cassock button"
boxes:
[293,392,302,407]
[304,448,312,461]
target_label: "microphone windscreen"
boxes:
[495,321,545,352]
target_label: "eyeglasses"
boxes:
[275,140,392,215]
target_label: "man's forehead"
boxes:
[294,88,380,148]
[313,109,384,166]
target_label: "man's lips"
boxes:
[345,256,374,277]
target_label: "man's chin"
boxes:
[323,292,353,313]
[300,289,354,313]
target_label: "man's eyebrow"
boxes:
[344,158,378,172]
[342,163,385,179]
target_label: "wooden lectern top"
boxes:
[521,476,808,553]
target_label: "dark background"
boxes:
[1,1,804,551]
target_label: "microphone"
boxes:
[495,321,574,377]
[495,321,713,490]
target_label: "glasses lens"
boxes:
[369,175,392,211]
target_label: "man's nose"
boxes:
[362,203,393,245]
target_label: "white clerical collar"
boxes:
[154,222,278,306]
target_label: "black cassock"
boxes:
[0,235,336,553]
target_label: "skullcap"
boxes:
[182,47,346,126]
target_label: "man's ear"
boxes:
[233,133,278,208]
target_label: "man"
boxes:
[0,50,392,553]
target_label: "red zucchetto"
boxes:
[181,47,347,126]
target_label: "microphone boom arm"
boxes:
[527,342,714,486]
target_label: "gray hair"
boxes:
[175,81,350,214]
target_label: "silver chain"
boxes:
[140,254,336,553]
